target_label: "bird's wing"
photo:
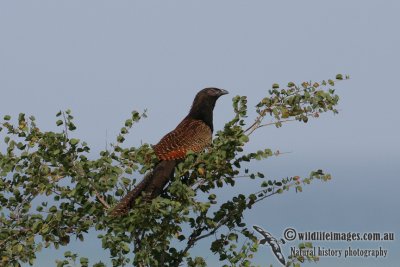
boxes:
[153,119,212,161]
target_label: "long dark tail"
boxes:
[109,160,176,217]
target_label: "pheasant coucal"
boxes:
[110,87,228,216]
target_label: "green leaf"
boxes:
[305,242,313,248]
[287,82,295,87]
[56,120,63,126]
[3,115,11,120]
[49,206,57,213]
[125,119,133,127]
[41,224,50,234]
[117,135,125,143]
[121,243,130,254]
[228,233,238,241]
[336,74,343,80]
[70,138,80,145]
[80,257,89,266]
[68,122,77,131]
[239,135,249,143]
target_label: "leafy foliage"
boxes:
[0,75,347,266]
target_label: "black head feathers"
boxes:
[188,87,228,131]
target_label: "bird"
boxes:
[109,87,228,216]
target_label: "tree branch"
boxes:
[95,191,110,209]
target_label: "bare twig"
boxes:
[246,118,297,136]
[244,109,268,135]
[257,119,296,129]
[62,111,69,141]
[95,191,110,209]
[192,178,207,191]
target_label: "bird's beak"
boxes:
[219,89,229,96]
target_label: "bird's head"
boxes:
[188,87,229,129]
[200,87,229,98]
[191,87,229,108]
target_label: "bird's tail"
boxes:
[109,160,176,217]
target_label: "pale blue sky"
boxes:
[1,1,399,266]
